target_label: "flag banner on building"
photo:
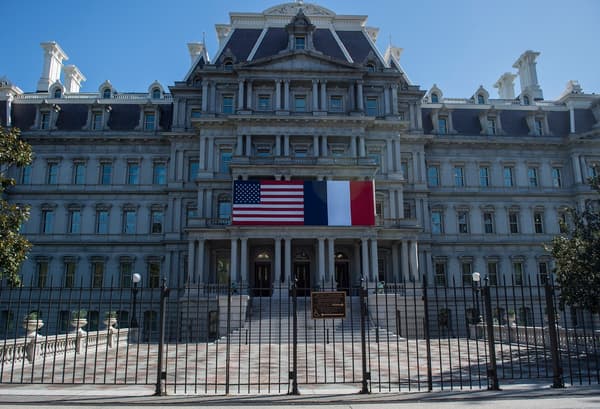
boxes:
[232,180,375,226]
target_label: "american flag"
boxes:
[232,180,304,225]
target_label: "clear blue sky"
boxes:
[2,0,599,100]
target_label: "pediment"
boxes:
[244,51,356,72]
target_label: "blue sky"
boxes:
[2,0,599,100]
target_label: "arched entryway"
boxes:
[294,250,311,296]
[335,251,350,293]
[253,251,272,296]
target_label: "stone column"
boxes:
[321,135,328,157]
[410,240,419,282]
[391,84,399,114]
[569,106,576,133]
[394,140,401,172]
[230,238,238,283]
[370,239,379,282]
[401,240,409,283]
[409,103,415,129]
[201,81,209,112]
[313,135,319,157]
[284,80,290,111]
[312,80,319,112]
[357,81,364,111]
[392,242,400,282]
[274,238,282,285]
[389,189,397,219]
[327,238,335,284]
[350,136,357,157]
[416,102,423,129]
[206,136,214,172]
[275,80,281,110]
[196,239,205,284]
[386,139,393,173]
[245,135,252,156]
[236,135,243,156]
[275,135,281,156]
[284,238,291,285]
[240,238,248,285]
[353,241,361,284]
[318,238,325,285]
[197,188,204,218]
[284,135,290,156]
[209,81,216,113]
[199,135,206,170]
[384,86,391,115]
[349,82,356,111]
[320,80,327,111]
[187,240,195,284]
[238,80,245,110]
[359,136,366,157]
[246,80,253,110]
[361,239,369,282]
[572,154,582,184]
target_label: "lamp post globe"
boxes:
[131,273,141,328]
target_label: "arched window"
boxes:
[102,88,111,99]
[523,95,530,105]
[366,63,376,72]
[151,88,161,99]
[224,61,233,71]
[477,94,485,104]
[53,88,62,98]
[431,93,439,103]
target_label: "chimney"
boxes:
[63,65,86,93]
[494,72,517,99]
[215,25,232,48]
[37,42,68,92]
[187,42,209,65]
[512,50,543,100]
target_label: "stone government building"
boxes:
[1,2,599,335]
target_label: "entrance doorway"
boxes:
[253,263,272,296]
[335,252,350,294]
[294,262,311,296]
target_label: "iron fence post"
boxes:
[544,280,564,388]
[359,277,370,394]
[289,276,299,395]
[225,279,232,394]
[155,278,170,396]
[422,275,433,391]
[483,283,500,390]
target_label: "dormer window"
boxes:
[534,119,543,136]
[295,36,305,50]
[151,88,161,99]
[523,95,530,105]
[486,117,497,135]
[477,94,485,104]
[53,88,62,98]
[102,88,111,99]
[40,112,50,130]
[224,61,233,71]
[431,93,439,103]
[366,63,376,72]
[144,113,156,131]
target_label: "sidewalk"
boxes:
[0,383,598,408]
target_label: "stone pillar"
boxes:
[350,136,357,157]
[410,240,419,282]
[312,80,319,112]
[392,242,400,282]
[384,86,391,115]
[197,188,204,218]
[240,238,248,285]
[409,103,415,129]
[353,241,361,284]
[245,135,252,156]
[572,154,582,184]
[236,135,243,156]
[199,136,206,170]
[416,102,423,129]
[401,240,409,283]
[275,80,281,110]
[321,135,328,157]
[357,81,364,111]
[313,135,319,157]
[245,80,253,110]
[274,238,282,285]
[359,136,366,157]
[275,135,281,156]
[370,239,378,282]
[187,240,195,284]
[389,189,397,219]
[327,238,335,284]
[230,238,238,283]
[361,239,369,282]
[386,139,393,173]
[318,238,325,285]
[196,239,205,284]
[284,238,291,285]
[391,84,399,114]
[238,80,245,110]
[209,81,216,113]
[320,80,327,111]
[284,135,290,156]
[201,81,209,111]
[284,80,290,111]
[349,82,356,111]
[569,106,576,133]
[394,140,401,172]
[206,136,214,171]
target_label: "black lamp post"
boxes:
[131,273,141,328]
[472,271,482,324]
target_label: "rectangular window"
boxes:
[188,160,199,181]
[486,117,496,135]
[144,113,155,131]
[191,109,202,119]
[151,210,163,233]
[503,166,514,187]
[457,210,469,233]
[401,162,409,180]
[153,163,166,184]
[73,163,85,184]
[92,113,103,130]
[100,163,112,185]
[222,95,234,114]
[68,209,81,234]
[294,146,308,157]
[64,261,76,288]
[534,211,544,233]
[487,262,498,286]
[127,163,139,185]
[558,211,568,233]
[552,167,562,188]
[257,94,271,110]
[120,261,132,288]
[47,163,58,184]
[434,262,447,287]
[509,211,520,233]
[366,97,378,116]
[479,166,490,187]
[21,165,31,184]
[295,36,305,49]
[294,95,306,112]
[148,262,160,288]
[461,262,473,286]
[186,207,198,224]
[453,166,464,187]
[220,152,232,173]
[427,166,440,187]
[589,165,598,178]
[403,200,415,219]
[92,261,104,288]
[329,95,343,112]
[40,112,50,130]
[538,261,549,285]
[431,211,443,234]
[37,261,48,288]
[513,262,524,286]
[483,212,494,233]
[528,167,539,187]
[438,118,447,134]
[42,210,54,234]
[534,119,543,136]
[218,200,232,220]
[96,210,109,234]
[123,210,136,234]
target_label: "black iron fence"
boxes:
[0,277,598,395]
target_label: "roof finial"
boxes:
[296,0,304,5]
[202,31,206,44]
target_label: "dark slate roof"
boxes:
[500,110,529,136]
[11,104,36,130]
[253,28,287,61]
[0,101,6,126]
[574,109,596,133]
[55,104,88,131]
[313,29,346,61]
[159,105,172,130]
[107,105,140,131]
[219,28,263,64]
[547,111,570,136]
[336,31,379,64]
[451,109,482,135]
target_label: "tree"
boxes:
[0,126,33,286]
[549,174,600,314]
